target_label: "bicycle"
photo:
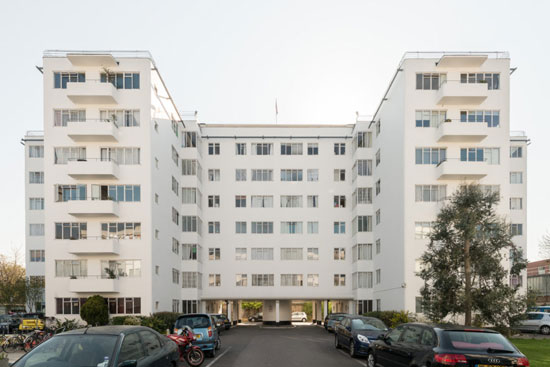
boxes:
[2,333,26,353]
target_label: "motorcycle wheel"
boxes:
[186,348,205,366]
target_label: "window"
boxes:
[29,172,44,184]
[375,180,381,196]
[353,244,372,261]
[172,269,180,284]
[510,146,523,158]
[29,250,45,262]
[281,195,302,208]
[171,208,180,225]
[460,148,500,164]
[376,269,381,284]
[281,143,303,155]
[208,169,220,182]
[100,147,140,164]
[281,221,303,234]
[356,132,372,148]
[333,222,346,234]
[172,300,180,313]
[375,120,381,136]
[172,120,179,137]
[54,109,86,126]
[29,146,44,158]
[281,169,303,181]
[357,300,373,314]
[172,238,180,255]
[510,172,523,184]
[209,274,221,287]
[54,147,86,164]
[235,248,247,260]
[208,143,220,155]
[54,222,87,239]
[252,143,273,155]
[375,149,381,166]
[375,209,381,225]
[334,169,345,182]
[101,222,141,239]
[307,143,318,155]
[355,188,372,205]
[208,221,220,234]
[460,110,500,127]
[334,274,346,286]
[415,148,446,165]
[480,185,500,196]
[460,73,500,90]
[182,160,201,176]
[415,110,447,127]
[235,221,247,234]
[353,216,372,233]
[252,274,274,286]
[354,272,373,289]
[235,195,246,208]
[510,198,523,210]
[334,143,346,155]
[307,195,318,208]
[354,160,372,177]
[334,195,346,208]
[97,110,140,126]
[281,274,303,286]
[307,221,319,234]
[182,272,200,288]
[415,185,447,202]
[29,198,44,210]
[281,248,303,260]
[251,195,273,208]
[251,221,273,234]
[182,244,199,260]
[100,72,140,89]
[415,297,424,314]
[235,169,247,181]
[251,169,273,181]
[208,248,221,260]
[235,143,247,155]
[171,146,179,166]
[87,184,140,202]
[415,73,446,90]
[182,300,199,314]
[376,239,381,254]
[510,224,523,236]
[333,248,345,260]
[155,229,159,239]
[182,216,198,232]
[55,298,87,315]
[415,222,435,239]
[307,274,319,287]
[251,248,274,260]
[307,248,319,260]
[236,274,248,286]
[307,169,319,182]
[182,188,197,204]
[182,131,197,148]
[171,176,180,196]
[55,260,87,277]
[54,72,85,89]
[208,195,220,208]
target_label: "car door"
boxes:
[117,332,147,366]
[138,330,164,367]
[375,325,405,367]
[398,325,424,366]
[523,313,541,331]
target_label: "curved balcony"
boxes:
[67,119,118,142]
[437,120,488,142]
[69,276,119,293]
[437,80,488,105]
[66,237,120,255]
[436,159,487,180]
[66,80,118,104]
[67,158,119,179]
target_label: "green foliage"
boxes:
[110,316,127,325]
[80,295,109,326]
[419,184,528,328]
[54,317,83,331]
[123,316,141,325]
[0,254,26,308]
[302,302,312,320]
[241,302,262,312]
[510,338,550,367]
[363,311,410,328]
[139,315,167,334]
[0,352,8,360]
[152,312,180,333]
[25,276,45,312]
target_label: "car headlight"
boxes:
[357,334,370,343]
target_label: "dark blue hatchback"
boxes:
[334,315,388,358]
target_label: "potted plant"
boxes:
[479,79,488,83]
[445,118,452,122]
[70,275,77,279]
[104,268,117,279]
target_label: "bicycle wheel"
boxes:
[23,336,37,352]
[3,336,20,353]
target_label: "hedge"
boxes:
[362,310,411,328]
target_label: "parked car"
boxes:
[210,314,231,332]
[517,312,550,335]
[174,313,221,357]
[324,313,347,331]
[366,323,530,367]
[248,313,263,322]
[11,325,179,367]
[291,312,307,322]
[334,315,388,357]
[0,314,21,334]
[18,313,45,331]
[326,314,347,333]
[530,306,550,313]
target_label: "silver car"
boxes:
[291,312,307,322]
[517,312,550,335]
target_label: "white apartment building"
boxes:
[25,50,527,323]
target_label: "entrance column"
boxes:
[275,300,280,324]
[323,300,328,320]
[227,301,232,321]
[348,300,355,315]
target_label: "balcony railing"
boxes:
[67,158,119,179]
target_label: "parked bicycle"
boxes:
[23,327,64,352]
[2,333,26,353]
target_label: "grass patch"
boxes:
[509,338,550,367]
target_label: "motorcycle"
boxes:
[167,326,205,366]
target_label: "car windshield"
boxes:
[13,334,118,367]
[176,315,210,329]
[351,318,387,331]
[442,331,516,352]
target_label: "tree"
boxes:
[539,232,550,259]
[25,276,45,312]
[80,295,109,326]
[241,302,262,313]
[0,254,26,309]
[419,184,527,327]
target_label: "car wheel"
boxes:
[335,334,341,349]
[209,347,217,358]
[541,325,550,335]
[302,318,306,322]
[250,318,255,322]
[349,340,356,357]
[216,338,221,350]
[367,351,376,367]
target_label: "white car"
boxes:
[517,312,550,335]
[291,312,307,322]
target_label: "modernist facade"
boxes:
[24,51,528,322]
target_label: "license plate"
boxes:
[477,364,505,367]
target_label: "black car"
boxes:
[248,313,263,322]
[0,314,21,334]
[367,323,530,367]
[214,314,232,330]
[334,315,388,357]
[11,325,179,367]
[324,312,347,330]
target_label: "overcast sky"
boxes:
[1,0,548,261]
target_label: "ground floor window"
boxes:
[182,300,199,314]
[55,298,87,315]
[107,297,141,314]
[357,300,373,314]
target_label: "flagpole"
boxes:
[275,98,278,124]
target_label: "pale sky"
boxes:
[1,0,549,261]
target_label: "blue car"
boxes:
[174,313,221,357]
[327,314,347,333]
[334,315,388,358]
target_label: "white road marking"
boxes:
[204,346,232,367]
[338,349,367,366]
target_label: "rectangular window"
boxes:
[415,73,446,90]
[236,274,248,286]
[281,248,303,260]
[54,109,86,126]
[307,221,319,234]
[171,146,179,166]
[333,248,345,260]
[235,169,247,181]
[334,274,346,286]
[208,222,220,234]
[356,131,372,148]
[172,238,180,255]
[510,197,523,210]
[100,72,140,89]
[415,148,447,165]
[172,269,180,284]
[354,160,373,177]
[208,195,220,208]
[235,143,247,155]
[208,248,221,260]
[29,250,45,262]
[54,72,85,89]
[307,195,319,208]
[460,110,500,127]
[307,248,319,260]
[281,274,303,286]
[29,146,44,158]
[459,73,500,90]
[307,274,319,287]
[208,169,220,181]
[510,223,523,236]
[29,172,44,184]
[251,274,274,286]
[307,143,319,155]
[182,244,199,260]
[54,147,86,165]
[510,146,523,158]
[251,169,273,181]
[182,188,197,204]
[415,110,447,128]
[353,244,372,261]
[235,221,247,234]
[510,172,523,184]
[375,209,381,225]
[54,222,87,239]
[415,222,435,239]
[376,120,381,136]
[251,248,274,260]
[460,148,500,164]
[280,195,302,208]
[333,221,346,234]
[172,207,180,225]
[29,198,44,210]
[100,222,141,239]
[182,131,197,148]
[171,176,180,196]
[354,188,372,205]
[87,184,140,202]
[182,272,200,288]
[55,298,87,315]
[375,149,381,166]
[182,160,201,176]
[376,239,381,254]
[235,195,246,208]
[334,143,346,155]
[100,147,140,164]
[251,222,273,234]
[208,143,220,155]
[99,109,140,127]
[182,216,198,232]
[307,169,319,182]
[415,185,447,202]
[251,195,273,208]
[375,180,381,196]
[235,248,247,260]
[209,274,221,287]
[281,169,303,181]
[55,260,87,277]
[334,169,345,182]
[281,143,303,155]
[354,272,373,289]
[280,221,303,234]
[251,143,273,155]
[334,195,346,208]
